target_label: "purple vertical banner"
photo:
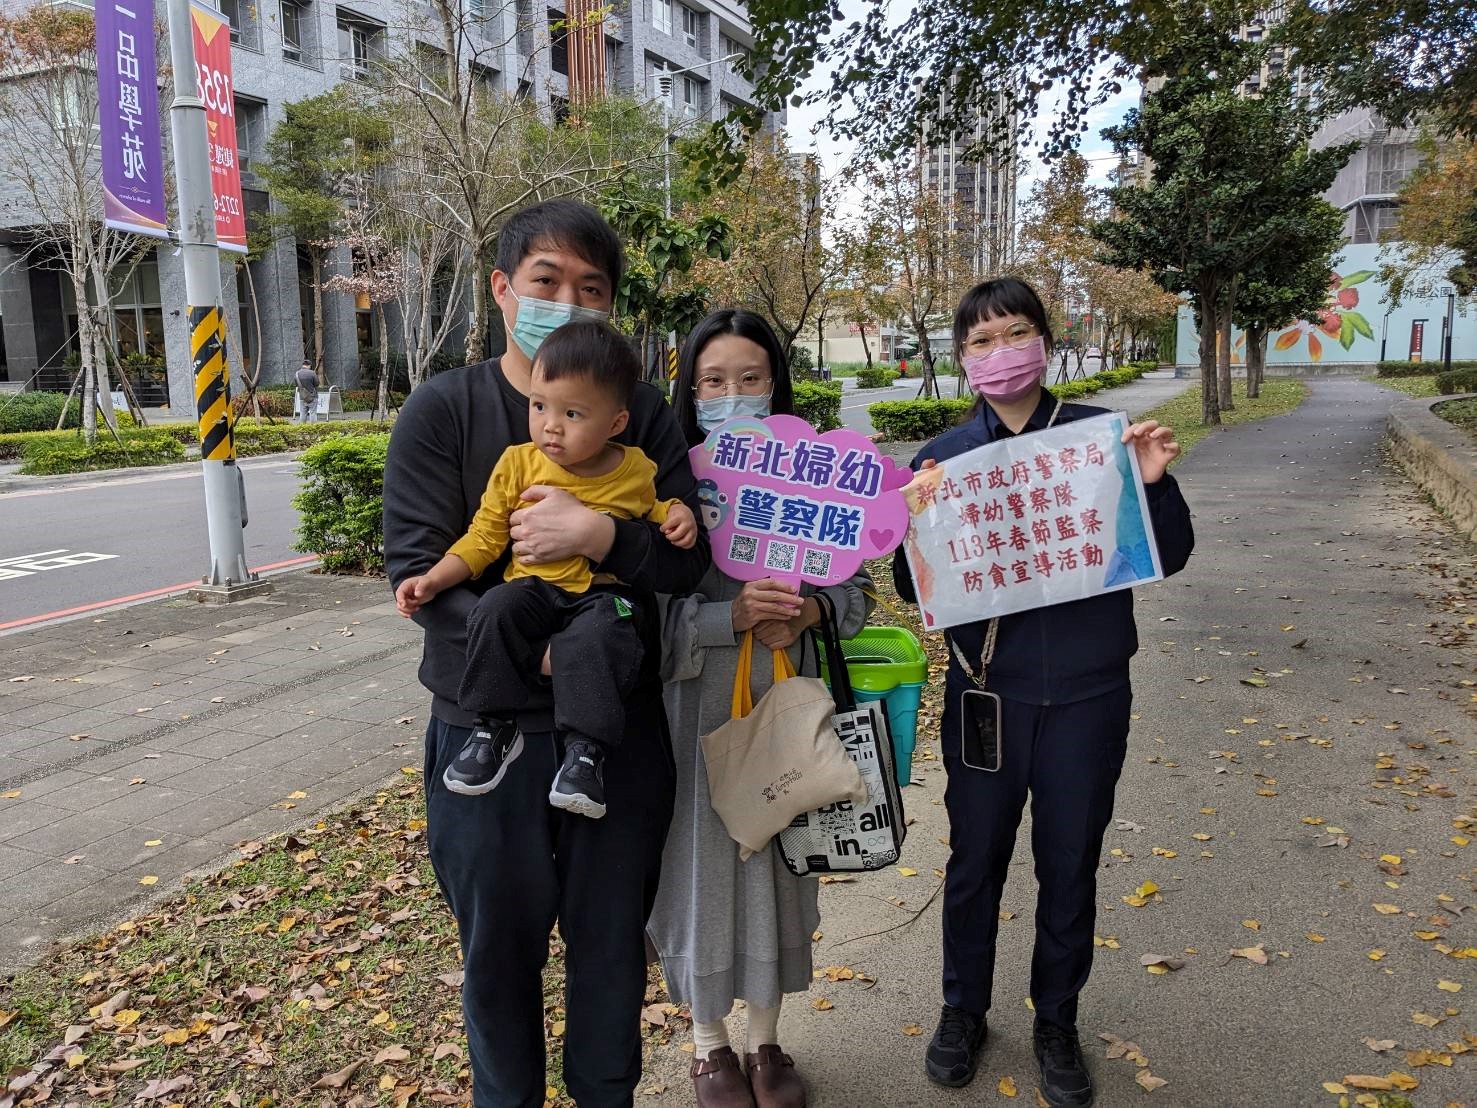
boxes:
[97,1,169,238]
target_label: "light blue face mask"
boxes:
[695,393,771,432]
[506,289,609,359]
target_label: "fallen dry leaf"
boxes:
[897,867,918,877]
[902,1023,923,1036]
[1136,1070,1168,1092]
[313,1059,364,1089]
[998,1075,1019,1097]
[373,1044,412,1064]
[1373,903,1401,915]
[811,998,834,1011]
[1230,945,1268,965]
[1361,1038,1397,1052]
[137,875,158,886]
[1436,980,1462,993]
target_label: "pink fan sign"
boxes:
[689,414,913,586]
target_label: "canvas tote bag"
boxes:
[778,593,908,876]
[701,631,867,861]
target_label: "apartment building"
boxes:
[0,0,779,416]
[918,92,1018,276]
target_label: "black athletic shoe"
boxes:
[549,739,607,819]
[925,1004,987,1088]
[1034,1019,1093,1107]
[442,721,524,796]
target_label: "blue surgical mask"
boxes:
[505,289,609,359]
[695,393,771,432]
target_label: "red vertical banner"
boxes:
[190,1,247,252]
[1410,320,1425,362]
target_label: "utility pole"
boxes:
[166,0,268,602]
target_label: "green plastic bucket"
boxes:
[821,627,929,785]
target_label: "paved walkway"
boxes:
[0,572,421,970]
[642,378,1476,1105]
[4,379,1472,1104]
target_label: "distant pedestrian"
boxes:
[295,360,319,423]
[897,276,1194,1107]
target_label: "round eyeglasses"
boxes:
[963,321,1039,356]
[693,371,773,398]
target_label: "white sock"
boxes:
[693,1018,731,1060]
[745,1002,781,1054]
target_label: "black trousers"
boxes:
[460,577,643,751]
[941,685,1131,1028]
[424,713,675,1106]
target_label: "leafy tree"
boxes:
[601,196,731,380]
[1092,19,1352,425]
[697,0,1474,177]
[258,89,390,383]
[1380,136,1477,302]
[690,135,836,368]
[1232,199,1344,397]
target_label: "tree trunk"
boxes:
[244,260,263,419]
[91,312,118,433]
[311,245,327,386]
[71,265,98,444]
[1196,288,1222,427]
[464,249,487,367]
[375,301,390,420]
[1216,296,1235,414]
[1245,324,1265,399]
[858,324,872,369]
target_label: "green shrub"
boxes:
[789,345,816,375]
[0,391,80,433]
[293,434,391,574]
[19,429,185,475]
[869,398,973,442]
[856,365,899,389]
[0,413,141,460]
[1052,365,1146,400]
[1436,365,1477,395]
[793,380,842,431]
[1379,359,1477,378]
[234,419,390,457]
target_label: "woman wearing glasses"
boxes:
[649,309,872,1108]
[894,278,1194,1107]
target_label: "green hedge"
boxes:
[867,362,1153,442]
[1378,359,1477,378]
[856,365,899,389]
[293,434,391,574]
[19,429,185,475]
[1436,366,1477,395]
[0,392,81,433]
[794,380,842,432]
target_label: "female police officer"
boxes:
[894,277,1193,1107]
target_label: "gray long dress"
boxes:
[649,565,872,1023]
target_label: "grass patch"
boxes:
[1137,379,1308,463]
[0,780,683,1105]
[1435,397,1477,441]
[1371,375,1440,399]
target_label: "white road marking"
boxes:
[0,549,119,583]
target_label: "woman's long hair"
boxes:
[672,309,793,446]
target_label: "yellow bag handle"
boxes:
[730,631,797,720]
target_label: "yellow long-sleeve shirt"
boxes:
[447,442,679,593]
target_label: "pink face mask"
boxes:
[962,336,1047,402]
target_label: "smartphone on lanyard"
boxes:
[960,688,1003,772]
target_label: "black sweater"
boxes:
[383,358,711,727]
[893,394,1194,725]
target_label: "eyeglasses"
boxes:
[693,371,772,398]
[963,321,1039,356]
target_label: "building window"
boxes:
[680,4,700,48]
[549,13,569,76]
[470,61,501,97]
[280,0,306,62]
[235,97,267,174]
[719,33,751,75]
[653,0,671,36]
[682,75,700,116]
[337,12,384,80]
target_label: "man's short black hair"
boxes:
[533,320,640,408]
[494,199,625,294]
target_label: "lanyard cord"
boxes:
[945,395,1063,689]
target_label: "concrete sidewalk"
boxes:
[642,378,1477,1106]
[0,572,422,971]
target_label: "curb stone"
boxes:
[1386,392,1477,542]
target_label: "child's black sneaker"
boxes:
[443,721,524,796]
[549,739,607,819]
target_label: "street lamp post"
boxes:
[1441,285,1456,375]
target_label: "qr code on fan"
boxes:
[729,533,759,565]
[802,549,832,578]
[765,541,798,572]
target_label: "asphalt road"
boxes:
[0,457,310,631]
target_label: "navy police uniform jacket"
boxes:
[892,392,1194,755]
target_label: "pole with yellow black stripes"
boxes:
[166,0,268,602]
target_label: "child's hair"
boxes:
[533,320,641,407]
[494,198,625,293]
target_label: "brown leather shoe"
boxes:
[746,1044,806,1108]
[691,1046,756,1108]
